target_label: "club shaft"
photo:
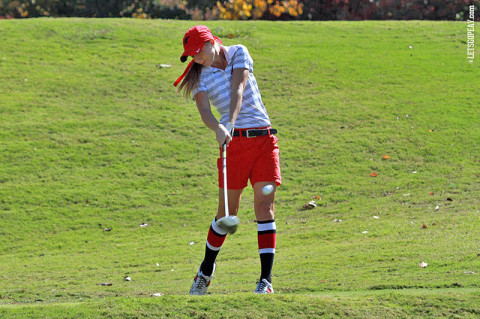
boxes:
[222,144,229,217]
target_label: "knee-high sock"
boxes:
[200,218,227,276]
[257,219,276,283]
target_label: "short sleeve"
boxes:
[232,45,254,72]
[192,77,207,100]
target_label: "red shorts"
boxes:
[218,128,281,190]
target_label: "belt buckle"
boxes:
[246,129,256,138]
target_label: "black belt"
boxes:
[233,128,277,138]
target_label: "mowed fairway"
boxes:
[0,18,479,318]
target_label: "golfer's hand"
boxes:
[225,122,235,137]
[216,124,232,146]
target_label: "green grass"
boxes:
[0,18,479,318]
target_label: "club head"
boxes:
[216,216,240,234]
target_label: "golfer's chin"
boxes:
[201,58,215,67]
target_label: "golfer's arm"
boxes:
[229,68,249,124]
[195,91,221,131]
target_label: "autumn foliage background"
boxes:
[1,0,479,20]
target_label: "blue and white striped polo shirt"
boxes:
[192,45,271,129]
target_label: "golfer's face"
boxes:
[193,42,214,66]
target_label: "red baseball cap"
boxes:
[174,25,222,87]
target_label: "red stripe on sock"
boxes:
[258,233,276,250]
[207,227,226,248]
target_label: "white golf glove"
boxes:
[216,122,234,146]
[225,122,235,138]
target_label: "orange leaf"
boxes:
[370,173,378,177]
[428,192,434,195]
[382,155,391,160]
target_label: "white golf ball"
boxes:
[262,184,274,195]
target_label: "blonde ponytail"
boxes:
[177,62,202,99]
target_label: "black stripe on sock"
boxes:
[258,229,277,235]
[210,225,227,238]
[257,219,275,224]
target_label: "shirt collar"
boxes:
[223,46,235,65]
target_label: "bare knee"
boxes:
[255,200,275,221]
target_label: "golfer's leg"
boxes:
[253,182,276,284]
[253,182,276,221]
[200,217,227,276]
[216,188,243,219]
[200,188,243,276]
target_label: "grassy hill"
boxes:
[0,18,479,318]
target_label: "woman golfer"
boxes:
[174,25,281,294]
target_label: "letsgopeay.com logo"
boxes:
[467,5,475,63]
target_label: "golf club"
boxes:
[216,143,239,234]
